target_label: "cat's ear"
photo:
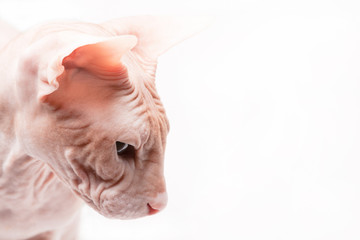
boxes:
[101,15,213,59]
[61,35,137,71]
[39,35,137,101]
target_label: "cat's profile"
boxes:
[0,16,210,240]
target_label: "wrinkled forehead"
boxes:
[49,80,169,149]
[119,50,170,138]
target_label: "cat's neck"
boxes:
[0,94,16,178]
[0,149,83,239]
[0,110,81,220]
[0,36,42,179]
[0,59,48,190]
[0,30,53,175]
[0,44,19,175]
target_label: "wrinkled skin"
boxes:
[0,16,209,240]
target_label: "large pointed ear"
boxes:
[39,35,137,101]
[101,15,213,59]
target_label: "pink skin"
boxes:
[0,16,210,240]
[0,19,17,48]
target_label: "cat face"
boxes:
[13,16,210,219]
[46,67,169,219]
[48,53,169,219]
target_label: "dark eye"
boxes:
[116,141,129,155]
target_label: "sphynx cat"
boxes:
[0,16,209,240]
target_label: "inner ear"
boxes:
[62,35,137,77]
[39,35,137,104]
[42,66,129,108]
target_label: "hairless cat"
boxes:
[0,16,210,240]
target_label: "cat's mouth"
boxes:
[87,188,165,219]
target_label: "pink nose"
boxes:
[147,192,168,215]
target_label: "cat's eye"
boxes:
[116,141,129,155]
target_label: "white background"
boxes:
[2,0,360,239]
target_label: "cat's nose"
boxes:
[147,192,168,215]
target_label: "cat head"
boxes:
[14,16,210,219]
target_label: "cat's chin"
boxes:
[83,193,151,220]
[100,210,148,220]
[97,204,150,220]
